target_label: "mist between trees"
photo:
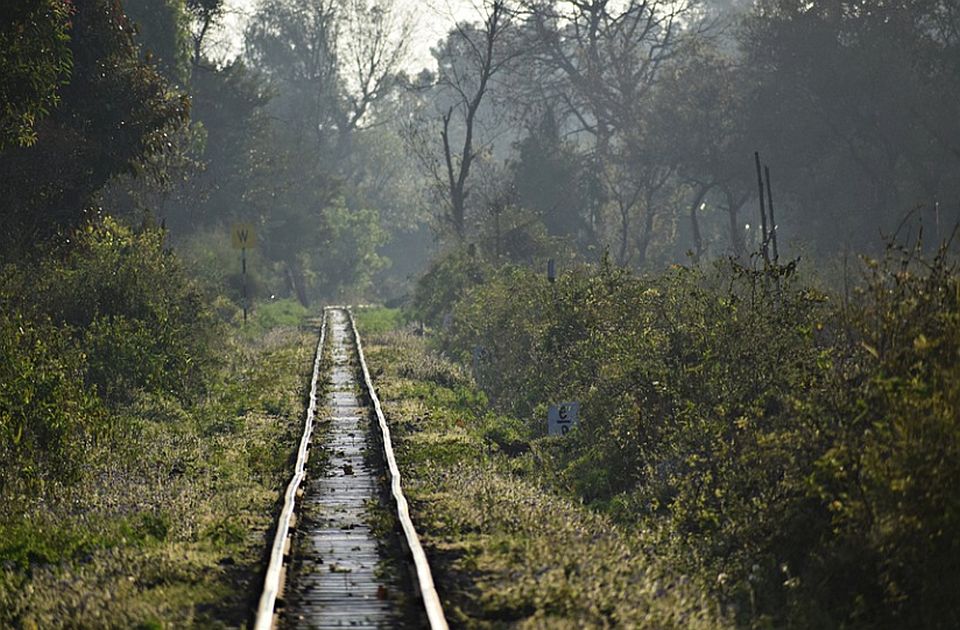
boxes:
[1,0,959,626]
[3,0,958,304]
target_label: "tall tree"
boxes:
[510,108,598,248]
[123,0,191,83]
[739,0,960,252]
[0,0,73,149]
[245,0,411,164]
[522,0,697,156]
[0,0,189,256]
[651,42,753,257]
[434,0,522,242]
[520,0,701,265]
[242,0,412,302]
[186,0,225,68]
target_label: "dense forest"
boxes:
[1,0,959,627]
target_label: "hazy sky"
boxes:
[221,0,477,72]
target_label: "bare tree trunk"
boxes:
[286,260,309,307]
[725,187,745,257]
[438,1,510,244]
[493,204,502,261]
[754,152,771,265]
[635,204,656,266]
[441,109,468,241]
[617,200,630,265]
[689,183,713,264]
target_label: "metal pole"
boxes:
[754,152,770,265]
[765,165,779,265]
[935,200,941,246]
[242,246,248,323]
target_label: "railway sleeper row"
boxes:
[255,307,446,629]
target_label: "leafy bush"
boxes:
[0,0,73,148]
[0,218,221,489]
[175,225,275,309]
[807,243,960,628]
[247,297,309,335]
[0,313,102,489]
[430,247,960,627]
[17,218,220,404]
[313,202,389,298]
[410,249,489,326]
[353,307,405,335]
[360,323,726,628]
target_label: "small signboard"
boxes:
[548,402,580,436]
[231,223,256,249]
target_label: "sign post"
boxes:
[547,402,580,436]
[472,345,489,385]
[231,223,256,323]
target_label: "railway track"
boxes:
[254,307,447,630]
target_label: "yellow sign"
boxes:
[231,223,256,249]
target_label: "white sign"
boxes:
[548,402,580,436]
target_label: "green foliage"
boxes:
[0,217,219,491]
[0,0,73,148]
[429,246,960,626]
[807,243,960,627]
[353,307,405,335]
[0,0,190,253]
[510,108,599,248]
[0,313,101,489]
[358,326,726,627]
[737,0,960,252]
[123,0,191,82]
[176,224,279,308]
[163,60,274,233]
[411,249,489,326]
[248,298,309,334]
[23,218,219,405]
[0,327,318,627]
[314,201,389,298]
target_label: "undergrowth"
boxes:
[0,219,321,627]
[367,234,960,627]
[0,326,317,628]
[360,323,728,628]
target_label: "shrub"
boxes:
[411,249,489,326]
[430,246,960,626]
[0,313,102,489]
[248,298,309,334]
[808,243,960,627]
[175,225,277,309]
[353,307,405,335]
[0,217,222,489]
[22,218,220,404]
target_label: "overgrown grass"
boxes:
[403,242,960,627]
[0,324,320,628]
[353,306,405,335]
[358,316,727,628]
[243,297,310,337]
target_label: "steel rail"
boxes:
[254,311,328,630]
[347,308,449,630]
